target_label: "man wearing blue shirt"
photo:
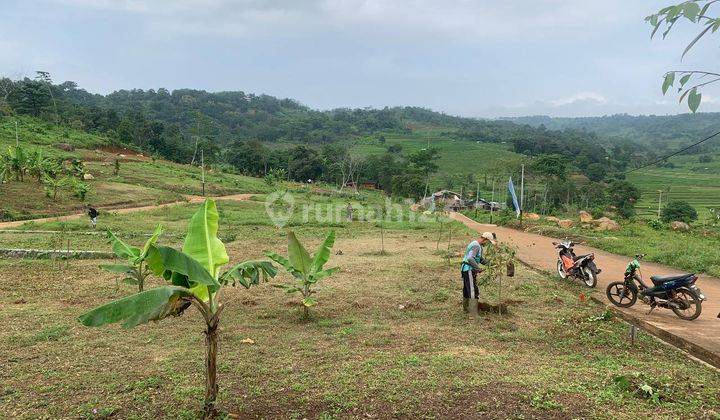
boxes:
[461,232,496,313]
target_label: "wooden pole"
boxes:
[519,164,525,226]
[475,182,480,218]
[490,179,495,224]
[201,149,205,196]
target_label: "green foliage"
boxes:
[78,199,277,415]
[267,230,339,318]
[531,154,567,179]
[70,178,91,201]
[100,225,163,292]
[264,167,286,187]
[647,218,665,230]
[609,180,641,219]
[584,162,606,182]
[647,1,720,112]
[661,200,698,223]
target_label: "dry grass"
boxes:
[1,228,719,419]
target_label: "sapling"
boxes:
[78,199,277,418]
[478,243,517,314]
[99,225,163,292]
[266,230,339,319]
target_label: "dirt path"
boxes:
[451,212,720,366]
[0,194,255,229]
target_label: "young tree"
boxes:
[78,200,277,418]
[266,231,338,319]
[99,226,163,292]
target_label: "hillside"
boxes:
[0,116,270,221]
[507,113,720,152]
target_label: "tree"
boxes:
[609,180,641,218]
[391,173,426,199]
[99,226,163,292]
[266,231,338,319]
[288,145,323,182]
[78,200,277,418]
[584,162,607,182]
[661,200,698,223]
[14,79,51,117]
[532,154,567,180]
[647,1,720,112]
[408,147,440,175]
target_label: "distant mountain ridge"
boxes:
[503,113,720,152]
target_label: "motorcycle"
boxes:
[553,240,600,288]
[606,254,706,321]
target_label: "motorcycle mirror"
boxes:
[552,242,558,245]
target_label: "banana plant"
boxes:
[78,199,277,418]
[42,174,70,200]
[4,145,28,181]
[266,230,339,319]
[99,225,163,292]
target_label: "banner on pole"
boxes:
[508,177,520,218]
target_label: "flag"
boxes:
[508,177,520,218]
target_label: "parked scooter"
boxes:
[553,240,600,288]
[606,254,706,321]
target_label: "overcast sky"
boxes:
[1,0,718,117]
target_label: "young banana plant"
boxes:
[99,225,163,292]
[266,230,339,319]
[78,199,277,418]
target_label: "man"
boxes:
[460,232,497,313]
[87,205,99,229]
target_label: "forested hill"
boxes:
[506,113,720,153]
[0,75,617,164]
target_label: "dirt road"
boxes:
[451,212,720,367]
[0,194,255,230]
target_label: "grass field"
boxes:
[628,167,720,221]
[1,196,719,418]
[0,115,109,153]
[346,128,527,193]
[0,117,272,221]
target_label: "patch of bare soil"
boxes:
[440,383,592,419]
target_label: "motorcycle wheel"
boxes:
[582,267,597,288]
[557,260,567,279]
[606,281,637,308]
[671,288,702,321]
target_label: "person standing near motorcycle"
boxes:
[460,232,497,313]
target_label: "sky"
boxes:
[1,0,719,117]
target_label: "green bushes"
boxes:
[661,201,698,224]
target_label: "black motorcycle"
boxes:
[606,254,706,321]
[553,240,600,288]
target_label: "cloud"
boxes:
[548,91,608,107]
[49,0,635,41]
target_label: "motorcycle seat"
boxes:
[573,254,591,261]
[649,273,694,284]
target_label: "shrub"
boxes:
[661,201,698,223]
[647,219,665,230]
[590,206,606,219]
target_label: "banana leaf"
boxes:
[78,286,193,329]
